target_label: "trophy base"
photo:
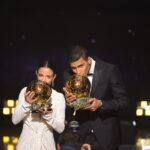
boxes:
[72,97,90,116]
[31,103,41,113]
[32,110,39,113]
[31,102,52,113]
[73,97,90,109]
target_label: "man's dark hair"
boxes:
[68,45,89,63]
[58,130,81,150]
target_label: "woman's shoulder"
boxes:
[18,86,26,93]
[17,87,27,97]
[20,87,27,93]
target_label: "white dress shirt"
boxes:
[87,58,96,90]
[87,58,96,133]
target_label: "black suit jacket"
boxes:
[63,59,129,150]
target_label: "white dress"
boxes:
[12,87,66,150]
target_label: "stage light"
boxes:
[3,107,10,115]
[145,107,150,116]
[140,101,147,108]
[12,137,18,144]
[136,107,143,116]
[136,99,150,117]
[136,137,141,148]
[2,136,18,150]
[2,99,18,115]
[7,144,14,150]
[7,100,15,107]
[3,136,10,143]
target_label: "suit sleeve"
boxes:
[12,87,31,125]
[100,66,129,111]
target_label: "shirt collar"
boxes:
[88,57,95,74]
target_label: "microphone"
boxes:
[69,120,79,133]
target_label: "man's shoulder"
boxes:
[95,58,116,69]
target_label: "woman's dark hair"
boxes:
[36,60,56,74]
[68,45,89,63]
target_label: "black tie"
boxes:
[87,73,93,76]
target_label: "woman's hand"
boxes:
[25,91,36,104]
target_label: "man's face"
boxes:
[70,57,91,76]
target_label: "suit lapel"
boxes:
[90,60,103,97]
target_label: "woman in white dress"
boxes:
[12,60,66,150]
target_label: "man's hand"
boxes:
[25,91,36,104]
[81,143,91,150]
[63,87,76,106]
[83,98,102,111]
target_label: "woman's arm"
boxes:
[12,87,31,125]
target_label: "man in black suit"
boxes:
[63,45,129,150]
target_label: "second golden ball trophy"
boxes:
[65,75,91,116]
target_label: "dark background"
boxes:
[0,0,149,126]
[1,0,150,149]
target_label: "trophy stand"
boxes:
[72,97,90,116]
[31,102,41,113]
[31,99,52,113]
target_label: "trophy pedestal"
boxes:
[72,97,90,116]
[31,103,41,113]
[31,100,52,113]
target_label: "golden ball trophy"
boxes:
[65,75,91,116]
[26,80,52,113]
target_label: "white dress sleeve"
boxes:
[12,87,31,125]
[42,92,66,133]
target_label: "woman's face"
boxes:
[36,67,56,85]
